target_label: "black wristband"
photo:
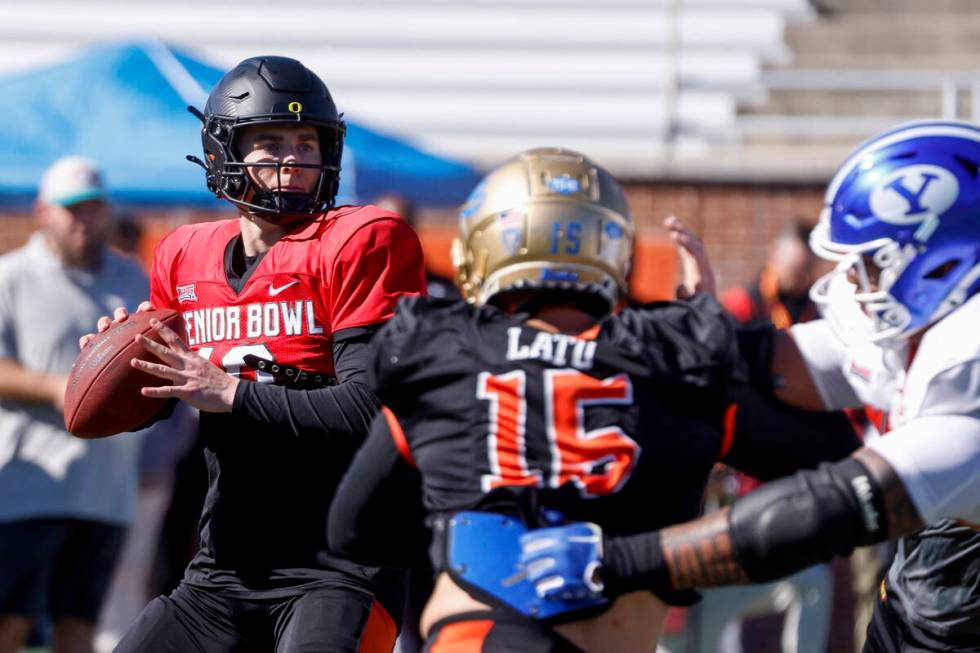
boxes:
[603,532,699,606]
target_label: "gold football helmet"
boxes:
[452,147,634,308]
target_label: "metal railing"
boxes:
[760,68,980,123]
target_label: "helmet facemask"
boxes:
[811,209,980,347]
[188,56,347,225]
[193,112,345,225]
[810,218,916,345]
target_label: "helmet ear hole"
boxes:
[954,155,979,179]
[924,259,960,279]
[226,176,244,196]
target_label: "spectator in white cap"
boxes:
[0,156,149,653]
[36,156,111,269]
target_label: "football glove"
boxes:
[519,522,605,602]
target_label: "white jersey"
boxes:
[791,293,980,525]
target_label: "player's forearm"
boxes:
[722,384,861,481]
[770,328,828,410]
[602,510,748,596]
[850,447,925,538]
[233,379,380,439]
[736,325,826,410]
[230,326,383,438]
[605,449,923,593]
[0,358,65,407]
[660,508,749,587]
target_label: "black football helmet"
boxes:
[188,56,346,222]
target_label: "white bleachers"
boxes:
[0,41,763,97]
[2,3,792,62]
[0,0,812,176]
[338,88,736,136]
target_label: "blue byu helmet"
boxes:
[810,120,980,345]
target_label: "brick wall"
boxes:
[623,181,826,293]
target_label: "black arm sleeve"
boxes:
[327,411,430,568]
[602,531,701,606]
[722,383,861,481]
[735,325,777,394]
[230,326,381,438]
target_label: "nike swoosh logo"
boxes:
[269,280,300,296]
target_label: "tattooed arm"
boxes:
[522,448,925,601]
[645,448,923,590]
[657,508,747,588]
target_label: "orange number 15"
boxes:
[478,369,640,498]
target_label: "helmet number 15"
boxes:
[550,222,582,254]
[478,369,639,498]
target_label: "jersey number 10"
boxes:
[478,369,640,498]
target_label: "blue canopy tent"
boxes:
[0,41,479,207]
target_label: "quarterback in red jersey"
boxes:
[86,56,425,652]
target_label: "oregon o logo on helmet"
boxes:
[288,101,303,114]
[869,164,959,225]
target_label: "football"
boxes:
[64,309,181,438]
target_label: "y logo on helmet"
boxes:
[869,164,959,225]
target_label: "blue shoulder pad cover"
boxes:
[446,511,608,620]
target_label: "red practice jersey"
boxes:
[151,206,426,377]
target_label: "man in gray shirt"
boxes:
[0,157,149,653]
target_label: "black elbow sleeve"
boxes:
[729,457,889,583]
[734,325,777,394]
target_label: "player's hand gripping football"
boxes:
[664,216,717,299]
[79,302,238,413]
[78,301,155,350]
[130,318,238,413]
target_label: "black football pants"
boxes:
[114,581,394,653]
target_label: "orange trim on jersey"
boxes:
[577,324,601,341]
[357,600,398,653]
[428,619,495,653]
[721,286,755,323]
[718,402,738,460]
[759,267,794,330]
[382,406,417,468]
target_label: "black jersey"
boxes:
[327,295,863,596]
[887,522,980,644]
[330,295,736,562]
